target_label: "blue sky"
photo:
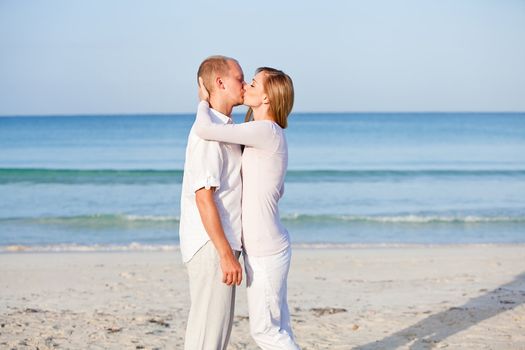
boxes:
[1,0,524,115]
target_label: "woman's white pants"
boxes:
[244,246,301,350]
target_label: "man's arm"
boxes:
[195,187,242,286]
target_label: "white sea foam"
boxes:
[0,243,179,253]
[123,215,179,222]
[281,213,525,224]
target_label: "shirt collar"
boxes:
[209,108,233,125]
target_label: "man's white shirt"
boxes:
[179,108,242,263]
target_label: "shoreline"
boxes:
[2,241,525,254]
[1,245,524,349]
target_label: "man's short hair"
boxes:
[197,55,237,93]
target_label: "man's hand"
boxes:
[198,76,210,102]
[220,252,243,286]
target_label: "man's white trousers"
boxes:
[184,241,240,350]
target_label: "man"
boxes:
[179,55,245,350]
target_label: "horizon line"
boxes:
[1,110,525,118]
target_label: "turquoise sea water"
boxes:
[0,113,524,250]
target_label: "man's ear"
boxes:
[215,76,224,90]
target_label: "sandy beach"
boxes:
[1,245,524,349]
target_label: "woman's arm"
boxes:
[194,101,275,149]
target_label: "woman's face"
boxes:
[243,71,267,108]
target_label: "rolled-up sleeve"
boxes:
[188,138,223,193]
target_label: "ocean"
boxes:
[1,112,524,251]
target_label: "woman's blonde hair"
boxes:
[245,67,294,129]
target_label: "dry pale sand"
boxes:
[1,245,525,350]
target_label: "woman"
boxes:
[194,67,300,350]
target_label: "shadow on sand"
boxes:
[353,271,525,350]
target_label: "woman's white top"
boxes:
[194,101,290,257]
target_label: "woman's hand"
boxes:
[198,76,210,102]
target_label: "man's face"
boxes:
[222,60,245,106]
